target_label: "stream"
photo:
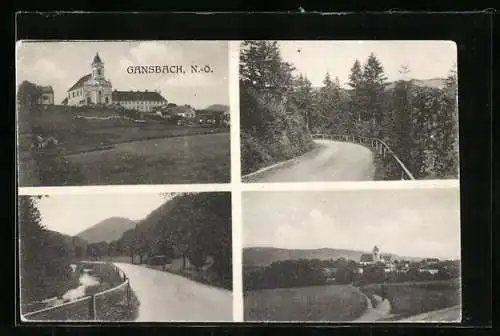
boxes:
[41,265,100,308]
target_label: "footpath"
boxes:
[354,294,392,322]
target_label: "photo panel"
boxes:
[16,40,231,187]
[17,191,233,322]
[242,185,461,322]
[240,40,458,183]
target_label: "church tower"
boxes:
[373,245,380,262]
[91,52,105,80]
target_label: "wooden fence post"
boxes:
[89,295,97,320]
[126,281,131,319]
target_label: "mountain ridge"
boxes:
[75,216,137,243]
[312,77,447,92]
[244,246,423,267]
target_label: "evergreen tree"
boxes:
[239,40,314,174]
[362,53,388,131]
[315,74,349,133]
[348,59,366,122]
[292,74,314,131]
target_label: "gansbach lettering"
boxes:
[126,65,185,74]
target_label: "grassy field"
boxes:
[65,132,230,185]
[360,279,461,320]
[19,132,230,186]
[18,105,230,186]
[244,284,367,322]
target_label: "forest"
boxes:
[240,40,459,179]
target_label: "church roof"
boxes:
[68,73,92,92]
[93,53,103,64]
[112,90,166,102]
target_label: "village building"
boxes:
[158,104,196,119]
[112,90,166,112]
[38,86,54,105]
[63,52,167,111]
[360,245,381,265]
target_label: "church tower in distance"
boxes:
[373,245,380,262]
[92,52,105,80]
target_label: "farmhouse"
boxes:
[64,52,167,112]
[38,86,54,105]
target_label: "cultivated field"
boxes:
[360,279,461,320]
[244,284,367,322]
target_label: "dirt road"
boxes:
[114,263,232,322]
[243,140,374,182]
[354,294,392,322]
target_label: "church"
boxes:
[63,52,166,112]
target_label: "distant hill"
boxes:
[204,104,229,113]
[312,78,447,93]
[384,78,447,90]
[75,217,137,243]
[244,247,421,267]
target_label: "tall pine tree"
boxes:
[348,59,366,122]
[362,53,388,132]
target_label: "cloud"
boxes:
[129,41,183,65]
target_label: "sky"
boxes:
[16,41,229,109]
[278,40,457,88]
[36,194,168,236]
[243,187,461,260]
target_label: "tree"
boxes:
[18,196,46,285]
[362,53,388,129]
[314,74,351,133]
[348,59,366,122]
[291,74,314,131]
[239,40,314,175]
[240,40,296,94]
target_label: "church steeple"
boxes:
[92,52,103,65]
[91,52,105,80]
[373,245,380,262]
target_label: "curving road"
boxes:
[243,140,375,182]
[114,263,232,322]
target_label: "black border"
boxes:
[11,11,493,335]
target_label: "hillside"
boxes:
[244,247,421,267]
[204,104,229,113]
[116,192,232,289]
[75,217,137,243]
[312,78,447,93]
[385,78,446,90]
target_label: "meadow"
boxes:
[360,279,461,320]
[244,284,367,322]
[64,132,230,185]
[17,105,230,186]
